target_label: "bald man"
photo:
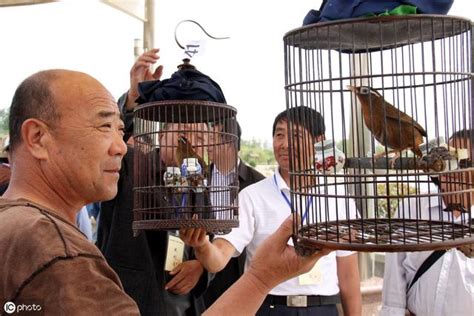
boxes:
[0,70,139,315]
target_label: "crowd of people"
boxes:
[0,47,472,316]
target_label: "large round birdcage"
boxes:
[132,100,239,234]
[284,15,474,252]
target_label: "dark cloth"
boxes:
[0,164,11,195]
[303,0,454,25]
[96,149,209,316]
[237,160,265,191]
[86,202,100,219]
[0,182,8,195]
[117,93,134,143]
[117,67,227,144]
[256,302,338,316]
[0,199,139,315]
[136,68,226,104]
[204,161,265,307]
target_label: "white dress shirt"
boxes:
[381,194,474,316]
[216,167,358,296]
[76,206,93,241]
[210,163,237,220]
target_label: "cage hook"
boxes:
[174,19,230,49]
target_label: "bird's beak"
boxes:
[346,85,356,92]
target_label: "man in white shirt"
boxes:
[381,129,474,316]
[204,118,265,308]
[181,106,362,315]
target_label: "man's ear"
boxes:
[20,118,50,160]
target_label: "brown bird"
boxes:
[176,136,208,177]
[348,85,427,158]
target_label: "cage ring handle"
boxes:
[174,19,230,49]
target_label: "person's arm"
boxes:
[180,186,257,273]
[179,228,236,273]
[203,216,329,315]
[379,252,409,316]
[118,49,163,141]
[124,48,163,112]
[336,253,362,316]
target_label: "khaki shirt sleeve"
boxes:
[18,255,139,315]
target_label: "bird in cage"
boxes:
[348,85,427,161]
[176,135,208,178]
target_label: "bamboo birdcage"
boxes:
[132,100,239,235]
[284,15,474,253]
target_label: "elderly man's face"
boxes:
[273,119,319,174]
[159,123,208,166]
[440,136,473,210]
[47,74,127,203]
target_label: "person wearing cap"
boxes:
[96,49,220,316]
[204,118,265,308]
[181,106,362,315]
[380,129,474,316]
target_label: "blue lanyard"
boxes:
[273,174,313,223]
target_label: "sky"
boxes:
[0,0,473,144]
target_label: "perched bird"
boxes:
[348,85,427,158]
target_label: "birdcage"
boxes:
[284,15,474,253]
[132,100,239,234]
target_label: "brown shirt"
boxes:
[0,199,139,315]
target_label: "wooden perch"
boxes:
[344,147,456,172]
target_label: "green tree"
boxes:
[376,183,417,218]
[240,138,276,166]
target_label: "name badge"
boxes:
[298,261,322,285]
[164,234,185,271]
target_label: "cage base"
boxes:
[296,219,474,252]
[133,219,239,236]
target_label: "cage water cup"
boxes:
[314,139,345,173]
[164,167,181,186]
[181,158,202,176]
